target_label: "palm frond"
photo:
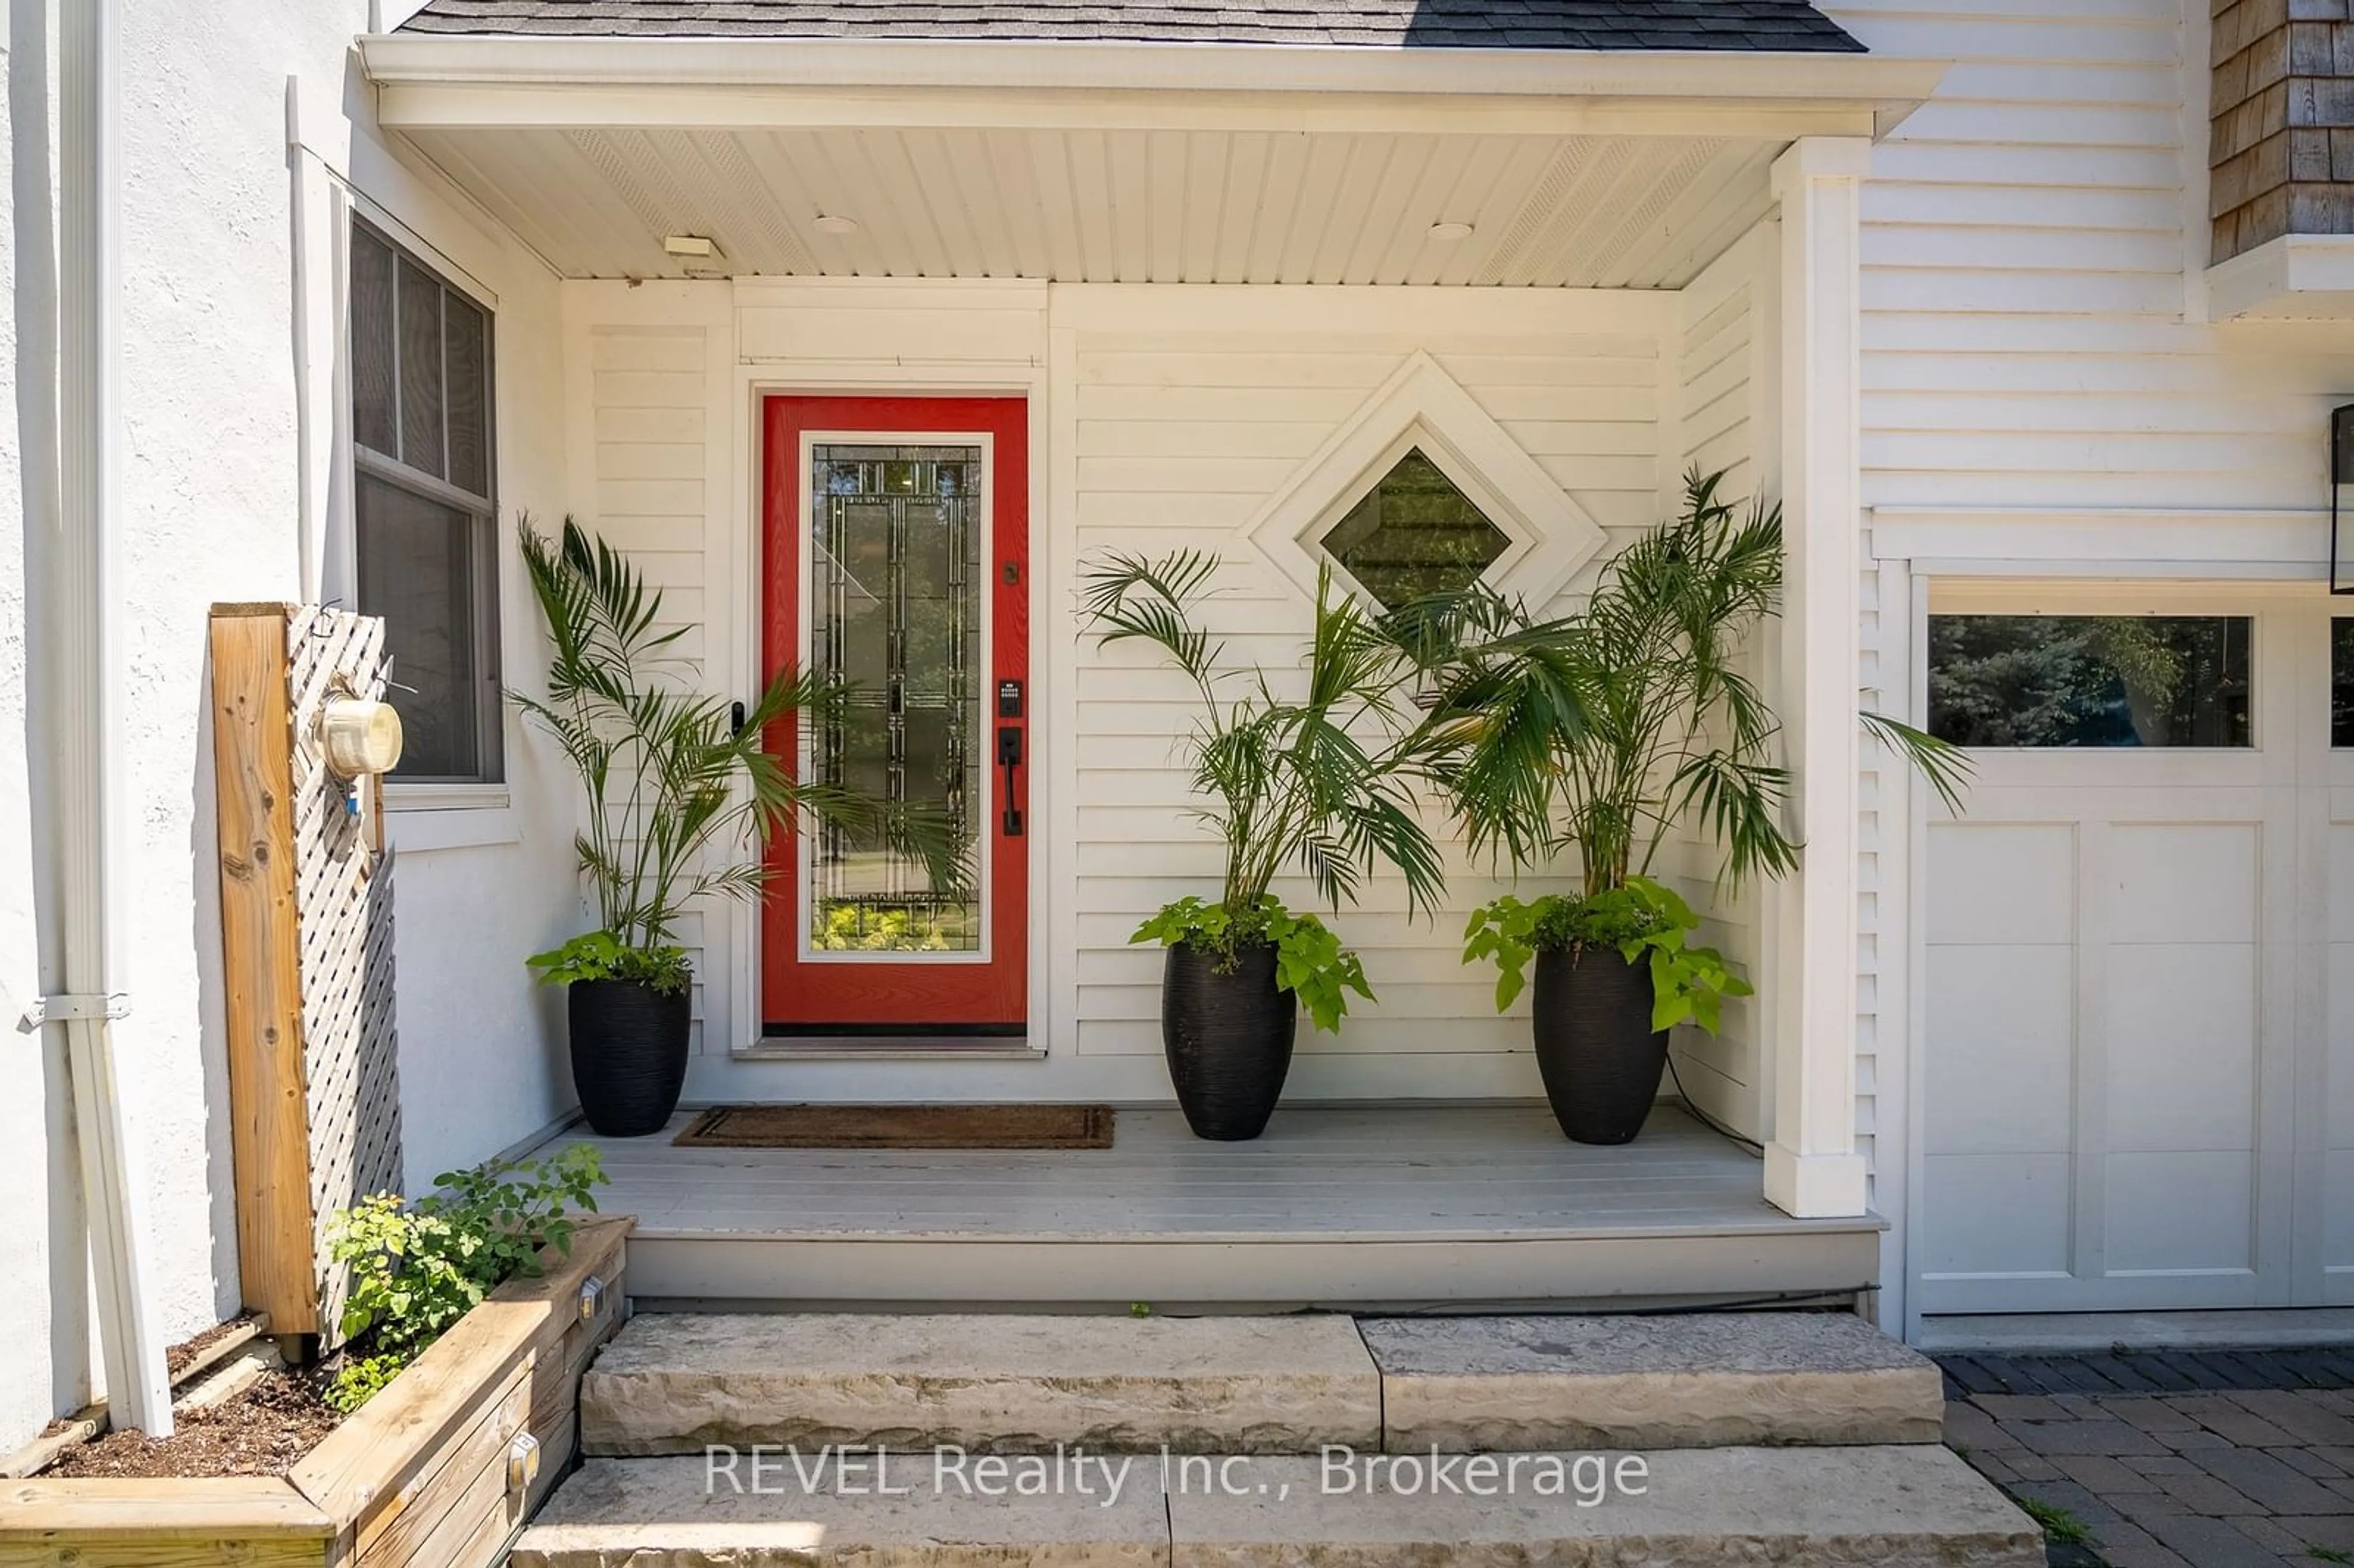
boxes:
[512,514,954,956]
[1862,710,1975,815]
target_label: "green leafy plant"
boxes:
[1080,552,1442,1032]
[1134,895,1374,1033]
[525,930,691,994]
[322,1144,606,1412]
[322,1354,403,1417]
[2013,1498,2089,1548]
[1382,470,1965,1012]
[1463,877,1751,1032]
[514,516,961,990]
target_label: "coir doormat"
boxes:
[672,1103,1116,1150]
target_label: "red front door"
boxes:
[760,395,1029,1035]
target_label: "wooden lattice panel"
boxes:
[284,605,404,1343]
[211,603,402,1344]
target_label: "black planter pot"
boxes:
[1162,942,1297,1142]
[1530,945,1669,1146]
[568,978,691,1138]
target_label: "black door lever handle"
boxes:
[997,725,1024,837]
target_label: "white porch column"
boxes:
[1764,135,1872,1221]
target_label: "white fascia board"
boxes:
[2207,234,2354,321]
[358,35,1946,134]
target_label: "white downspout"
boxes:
[26,0,174,1435]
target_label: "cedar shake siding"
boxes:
[2213,0,2354,262]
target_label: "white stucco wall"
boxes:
[0,0,580,1448]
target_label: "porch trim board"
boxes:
[1766,135,1872,1221]
[360,38,1945,140]
[623,1227,1884,1312]
[547,1105,1882,1312]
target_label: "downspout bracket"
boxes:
[18,992,132,1031]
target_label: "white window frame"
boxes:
[346,207,505,792]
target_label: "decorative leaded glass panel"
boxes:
[1317,447,1510,610]
[808,444,985,953]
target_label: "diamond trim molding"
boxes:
[1239,351,1608,610]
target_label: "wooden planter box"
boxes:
[0,1217,631,1568]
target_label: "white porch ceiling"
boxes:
[400,124,1786,288]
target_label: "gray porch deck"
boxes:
[555,1103,1882,1312]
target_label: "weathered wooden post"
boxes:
[208,603,403,1347]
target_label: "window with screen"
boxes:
[350,216,501,783]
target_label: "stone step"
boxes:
[1358,1311,1948,1450]
[581,1313,1381,1457]
[581,1311,1945,1458]
[513,1448,2043,1567]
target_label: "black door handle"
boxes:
[997,726,1024,837]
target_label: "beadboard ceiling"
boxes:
[397,124,1787,287]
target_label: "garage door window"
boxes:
[1928,615,2252,748]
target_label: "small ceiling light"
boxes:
[1428,221,1475,243]
[661,233,720,259]
[813,213,861,236]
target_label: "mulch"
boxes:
[42,1370,341,1479]
[164,1317,257,1380]
[674,1102,1116,1150]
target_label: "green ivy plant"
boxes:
[322,1144,606,1413]
[1133,895,1374,1034]
[525,930,691,995]
[1462,876,1752,1034]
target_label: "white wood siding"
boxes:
[1832,0,2354,516]
[1827,0,2354,1315]
[563,285,737,1052]
[1663,229,1774,1143]
[1064,289,1673,1072]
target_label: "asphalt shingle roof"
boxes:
[396,0,1865,53]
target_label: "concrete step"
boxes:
[581,1311,1944,1458]
[581,1313,1381,1457]
[513,1448,2043,1567]
[1358,1311,1948,1451]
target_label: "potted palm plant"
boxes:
[516,517,952,1136]
[1393,470,1962,1144]
[1080,552,1444,1141]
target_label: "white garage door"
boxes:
[1916,585,2354,1317]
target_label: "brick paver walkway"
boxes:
[1943,1347,2354,1567]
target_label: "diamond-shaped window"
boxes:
[1317,447,1511,611]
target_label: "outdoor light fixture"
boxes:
[1428,221,1475,243]
[661,233,720,259]
[812,213,861,236]
[319,696,403,779]
[2335,403,2354,593]
[506,1432,543,1496]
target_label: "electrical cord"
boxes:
[1664,1051,1766,1159]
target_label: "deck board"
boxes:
[558,1103,1862,1244]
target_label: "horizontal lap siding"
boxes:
[1831,0,2354,516]
[1830,0,2354,1216]
[1071,324,1665,1063]
[1665,234,1770,1141]
[586,322,716,1051]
